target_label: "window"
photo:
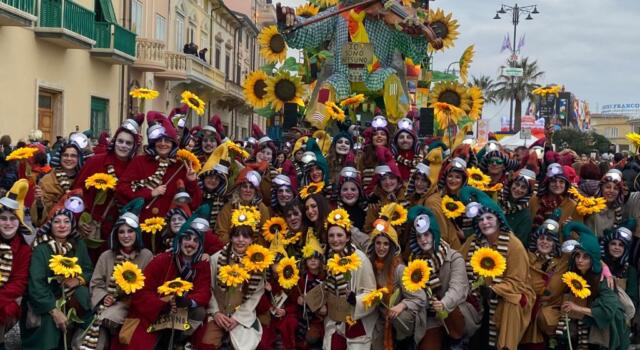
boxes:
[215,44,221,69]
[200,33,208,58]
[225,53,230,79]
[90,97,109,139]
[236,63,240,83]
[245,32,249,49]
[131,0,143,35]
[176,14,184,51]
[238,28,242,45]
[155,14,166,41]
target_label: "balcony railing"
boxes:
[155,51,187,80]
[36,0,95,47]
[1,0,35,15]
[133,37,166,71]
[225,80,244,100]
[94,21,136,57]
[0,0,36,26]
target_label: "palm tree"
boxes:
[493,57,544,131]
[469,75,497,105]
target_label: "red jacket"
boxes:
[0,235,32,322]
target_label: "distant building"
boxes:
[589,113,632,152]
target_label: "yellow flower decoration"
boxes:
[231,205,261,231]
[265,70,305,111]
[84,173,117,191]
[484,183,504,192]
[466,86,484,121]
[380,203,408,226]
[262,217,288,242]
[362,287,388,309]
[626,132,640,147]
[339,94,365,108]
[224,140,250,159]
[282,231,302,246]
[258,25,287,63]
[532,85,562,97]
[243,70,270,109]
[428,8,460,52]
[567,187,585,202]
[5,147,38,161]
[326,253,361,276]
[181,90,206,116]
[296,3,319,18]
[242,244,275,273]
[157,278,193,297]
[470,247,507,279]
[112,261,145,295]
[433,102,465,130]
[562,271,591,299]
[218,264,250,288]
[441,195,465,219]
[458,45,474,84]
[575,196,607,216]
[326,208,351,231]
[401,0,414,6]
[140,217,166,235]
[325,101,346,122]
[49,255,83,278]
[430,81,471,112]
[402,259,431,293]
[176,149,202,172]
[317,0,338,8]
[129,87,159,100]
[276,256,300,289]
[467,167,490,189]
[299,181,325,199]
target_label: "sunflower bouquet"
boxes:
[469,247,507,289]
[176,149,202,173]
[275,256,300,289]
[441,196,465,219]
[326,252,361,281]
[140,217,166,253]
[129,87,159,113]
[48,255,85,350]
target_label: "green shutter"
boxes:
[94,0,116,23]
[90,97,109,138]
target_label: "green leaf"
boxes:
[388,288,401,307]
[316,50,333,60]
[280,57,300,72]
[432,71,458,82]
[260,63,276,74]
[79,212,92,225]
[66,307,84,324]
[55,297,66,309]
[254,106,275,118]
[94,190,107,205]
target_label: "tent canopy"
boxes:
[498,131,539,149]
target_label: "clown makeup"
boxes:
[381,173,399,194]
[549,178,566,195]
[397,132,414,151]
[372,130,387,146]
[154,137,173,158]
[180,234,200,258]
[574,250,592,274]
[231,230,253,255]
[340,181,359,206]
[608,239,625,259]
[276,186,294,206]
[204,174,222,192]
[305,197,319,223]
[374,235,391,259]
[446,171,464,192]
[114,132,135,160]
[414,173,430,194]
[285,206,303,232]
[510,180,530,200]
[60,147,79,171]
[0,210,19,239]
[257,147,273,163]
[478,212,499,237]
[536,234,555,255]
[240,182,257,202]
[170,214,186,234]
[335,137,351,155]
[601,182,619,204]
[117,224,136,250]
[310,165,324,183]
[201,134,217,154]
[416,232,433,252]
[328,225,348,252]
[52,214,72,241]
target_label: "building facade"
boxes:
[589,113,632,152]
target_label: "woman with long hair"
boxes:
[357,116,390,191]
[303,193,331,244]
[498,168,537,245]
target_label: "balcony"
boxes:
[35,0,95,49]
[155,51,187,80]
[225,80,244,101]
[132,37,166,72]
[0,0,37,26]
[91,22,136,64]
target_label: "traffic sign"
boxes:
[502,67,524,77]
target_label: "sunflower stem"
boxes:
[565,313,573,350]
[62,287,68,350]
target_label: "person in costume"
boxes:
[81,198,153,349]
[322,208,377,350]
[193,114,223,163]
[215,163,271,244]
[251,124,297,206]
[282,199,307,254]
[334,166,368,234]
[358,116,390,191]
[198,143,231,229]
[326,121,356,185]
[406,206,472,350]
[295,233,327,350]
[160,189,192,252]
[303,192,331,244]
[367,203,426,349]
[530,163,583,234]
[194,206,265,350]
[459,186,535,350]
[392,117,423,181]
[0,180,33,349]
[498,168,537,245]
[291,135,309,180]
[300,138,331,201]
[113,205,212,349]
[478,142,520,188]
[21,192,94,350]
[601,221,638,307]
[520,210,568,349]
[557,223,630,350]
[270,174,297,217]
[116,112,202,238]
[73,113,144,255]
[585,169,636,237]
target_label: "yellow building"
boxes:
[589,113,632,152]
[0,0,136,143]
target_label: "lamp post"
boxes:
[494,3,539,132]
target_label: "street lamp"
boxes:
[493,3,539,132]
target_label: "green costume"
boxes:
[506,208,532,246]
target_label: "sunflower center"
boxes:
[431,21,449,39]
[480,257,496,270]
[440,90,461,106]
[338,257,350,266]
[571,280,583,290]
[61,259,74,268]
[229,271,240,278]
[270,224,282,233]
[189,98,202,108]
[252,253,265,263]
[471,174,482,181]
[274,80,296,101]
[168,281,183,288]
[269,34,286,54]
[445,203,459,211]
[253,80,267,99]
[123,270,137,282]
[283,266,294,279]
[411,270,423,283]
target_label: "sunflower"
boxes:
[484,183,504,192]
[243,70,270,109]
[282,231,302,246]
[458,45,474,84]
[402,259,431,292]
[218,264,250,288]
[339,94,365,108]
[562,271,591,299]
[296,3,319,18]
[262,217,288,242]
[49,255,83,278]
[466,86,484,121]
[433,102,465,130]
[575,196,607,216]
[224,140,250,159]
[157,278,194,297]
[325,101,346,122]
[326,208,351,231]
[112,261,145,295]
[567,187,585,202]
[265,71,305,111]
[467,167,490,189]
[276,256,300,289]
[231,205,260,230]
[401,0,414,6]
[428,8,459,52]
[441,195,465,219]
[316,0,338,8]
[176,149,202,172]
[470,247,507,279]
[626,132,640,147]
[242,244,275,273]
[430,81,471,113]
[362,287,389,309]
[5,146,38,161]
[299,181,325,199]
[380,203,408,226]
[129,87,159,100]
[84,173,117,191]
[326,253,361,276]
[258,25,287,63]
[181,90,206,116]
[532,85,562,97]
[140,217,166,235]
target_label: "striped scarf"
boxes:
[131,157,174,191]
[556,317,589,349]
[324,246,355,297]
[0,243,13,287]
[465,231,510,348]
[296,271,324,341]
[106,164,117,182]
[34,234,79,299]
[497,183,536,215]
[216,244,262,301]
[54,168,73,192]
[533,194,562,229]
[203,193,225,228]
[361,168,375,193]
[411,242,448,292]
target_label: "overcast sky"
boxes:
[278,0,640,127]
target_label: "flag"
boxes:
[500,34,512,53]
[517,34,526,51]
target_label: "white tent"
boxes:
[499,131,539,149]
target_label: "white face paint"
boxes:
[114,132,135,159]
[335,138,351,155]
[416,232,433,252]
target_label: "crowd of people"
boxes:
[0,108,637,350]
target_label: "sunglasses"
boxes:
[488,158,504,165]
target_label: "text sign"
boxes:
[342,43,374,65]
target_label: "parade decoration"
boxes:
[626,132,640,148]
[299,181,325,199]
[224,139,251,159]
[84,173,117,192]
[470,247,507,279]
[276,256,300,289]
[362,287,389,309]
[262,217,288,242]
[339,94,366,108]
[265,70,305,111]
[402,259,431,293]
[49,255,83,278]
[176,149,202,172]
[258,25,288,63]
[459,45,474,84]
[157,278,194,297]
[5,146,38,161]
[575,196,607,216]
[441,196,466,219]
[326,208,351,230]
[532,85,562,97]
[428,8,459,52]
[243,70,270,109]
[325,101,346,122]
[218,264,250,288]
[467,167,491,189]
[326,252,361,276]
[562,271,591,299]
[242,244,275,273]
[180,90,206,116]
[231,205,261,231]
[467,86,485,120]
[380,203,408,226]
[129,88,159,100]
[112,261,145,295]
[296,3,320,18]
